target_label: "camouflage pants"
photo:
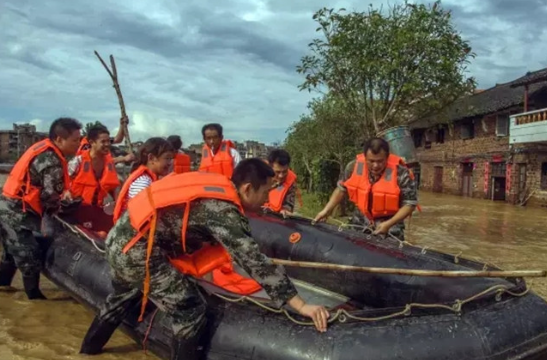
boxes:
[349,210,406,241]
[0,221,43,277]
[102,242,207,340]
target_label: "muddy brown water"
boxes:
[1,173,547,359]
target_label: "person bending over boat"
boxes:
[167,135,192,173]
[68,125,131,207]
[198,123,241,178]
[0,118,82,299]
[79,159,329,360]
[112,137,174,222]
[314,137,418,240]
[263,149,298,217]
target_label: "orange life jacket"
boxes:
[264,170,298,212]
[122,172,261,321]
[198,141,234,178]
[112,165,158,222]
[173,152,191,174]
[2,139,70,216]
[77,137,90,156]
[344,153,406,220]
[69,149,121,206]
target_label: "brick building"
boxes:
[409,68,547,206]
[0,123,47,163]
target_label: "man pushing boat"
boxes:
[0,118,82,299]
[314,137,418,240]
[79,158,329,360]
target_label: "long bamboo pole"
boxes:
[270,259,546,278]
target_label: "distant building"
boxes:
[409,67,547,207]
[0,124,47,163]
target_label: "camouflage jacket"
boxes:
[282,184,296,212]
[106,198,298,307]
[337,159,418,208]
[0,149,67,231]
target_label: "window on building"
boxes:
[413,130,424,148]
[436,127,445,144]
[424,140,432,149]
[541,162,547,190]
[461,122,475,140]
[491,162,507,177]
[496,114,509,137]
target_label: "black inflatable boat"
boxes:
[41,208,547,360]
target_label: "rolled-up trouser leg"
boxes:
[79,279,141,355]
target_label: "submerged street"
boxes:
[1,182,547,360]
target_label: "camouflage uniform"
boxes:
[337,159,418,240]
[82,198,298,358]
[0,149,66,297]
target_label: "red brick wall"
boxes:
[415,113,511,199]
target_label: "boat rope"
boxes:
[212,284,531,326]
[53,215,106,253]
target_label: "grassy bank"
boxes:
[295,191,348,224]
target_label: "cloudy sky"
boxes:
[1,0,546,145]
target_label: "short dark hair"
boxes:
[201,123,223,138]
[363,137,390,156]
[167,135,182,150]
[130,137,174,172]
[232,158,275,190]
[49,117,82,140]
[268,149,291,166]
[87,125,110,142]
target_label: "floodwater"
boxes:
[1,174,547,359]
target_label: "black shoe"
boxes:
[0,261,17,287]
[79,316,120,355]
[22,274,47,300]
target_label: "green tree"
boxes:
[284,116,320,192]
[82,121,106,137]
[296,1,475,135]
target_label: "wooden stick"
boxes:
[94,50,133,153]
[270,259,546,278]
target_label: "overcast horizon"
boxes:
[1,0,546,145]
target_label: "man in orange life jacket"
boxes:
[79,159,329,360]
[68,125,131,206]
[198,123,241,178]
[0,118,82,299]
[167,135,192,173]
[263,149,298,217]
[314,138,418,240]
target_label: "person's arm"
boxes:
[67,155,82,179]
[199,200,329,331]
[314,160,356,222]
[112,153,135,164]
[230,148,242,167]
[280,184,296,214]
[31,151,67,214]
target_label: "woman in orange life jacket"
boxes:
[112,137,174,222]
[68,125,132,207]
[0,118,82,300]
[166,135,192,173]
[79,159,329,360]
[263,149,299,217]
[198,123,242,178]
[313,138,419,240]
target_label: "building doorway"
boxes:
[461,162,473,197]
[433,166,443,193]
[490,162,507,201]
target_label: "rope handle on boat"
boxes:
[212,284,531,326]
[53,215,106,253]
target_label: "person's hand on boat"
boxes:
[372,221,392,236]
[298,304,330,332]
[288,295,329,332]
[313,208,330,224]
[61,190,73,202]
[280,209,292,218]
